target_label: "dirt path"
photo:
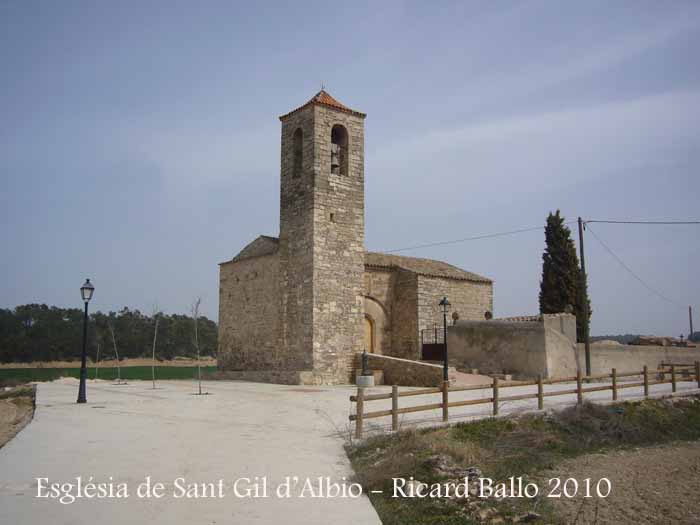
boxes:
[0,395,34,449]
[450,370,492,385]
[543,441,700,524]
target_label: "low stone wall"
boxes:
[580,343,700,374]
[355,353,444,386]
[447,314,578,379]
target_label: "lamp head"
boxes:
[438,296,450,313]
[80,279,94,303]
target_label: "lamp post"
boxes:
[439,296,450,382]
[77,279,94,404]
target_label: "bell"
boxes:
[330,143,340,172]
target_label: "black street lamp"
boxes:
[439,296,450,382]
[77,278,94,404]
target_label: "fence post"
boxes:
[355,387,364,439]
[576,369,583,405]
[695,361,700,389]
[442,380,449,422]
[643,365,649,398]
[671,365,677,393]
[537,374,544,410]
[612,368,618,401]
[492,377,499,416]
[391,385,399,431]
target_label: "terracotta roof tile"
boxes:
[365,252,492,283]
[279,90,366,120]
[220,235,279,265]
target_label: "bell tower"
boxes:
[278,90,366,383]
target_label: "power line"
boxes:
[383,219,699,254]
[386,221,577,253]
[587,220,700,225]
[586,225,685,309]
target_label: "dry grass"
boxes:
[0,384,35,449]
[347,396,700,524]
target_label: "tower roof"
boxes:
[279,90,366,120]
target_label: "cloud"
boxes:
[440,9,700,115]
[368,89,700,211]
[117,119,279,192]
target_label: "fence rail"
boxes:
[349,361,700,439]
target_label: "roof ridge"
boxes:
[365,251,492,284]
[279,90,366,120]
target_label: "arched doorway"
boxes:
[364,315,375,353]
[363,296,389,355]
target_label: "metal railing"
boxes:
[420,324,444,345]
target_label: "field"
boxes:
[0,365,217,384]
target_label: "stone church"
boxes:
[218,90,493,384]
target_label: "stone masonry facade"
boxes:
[218,91,493,384]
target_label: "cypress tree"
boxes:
[539,210,590,342]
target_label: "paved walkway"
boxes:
[0,379,379,525]
[0,377,697,525]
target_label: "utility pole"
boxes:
[578,217,591,376]
[690,306,694,338]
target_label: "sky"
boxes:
[1,0,699,337]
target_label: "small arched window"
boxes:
[330,124,348,176]
[292,128,303,178]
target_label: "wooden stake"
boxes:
[355,387,364,439]
[671,365,677,393]
[643,365,649,397]
[391,385,399,431]
[442,381,449,422]
[537,374,544,410]
[695,361,700,389]
[492,377,499,416]
[576,369,583,405]
[611,368,618,401]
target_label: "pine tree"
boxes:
[539,211,591,342]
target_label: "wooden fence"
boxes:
[349,361,700,439]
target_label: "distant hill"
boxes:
[590,334,640,345]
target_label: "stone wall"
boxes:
[416,276,493,358]
[391,269,419,359]
[360,268,493,362]
[279,107,315,371]
[363,268,395,355]
[218,254,281,370]
[355,353,444,386]
[446,314,578,379]
[579,343,700,375]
